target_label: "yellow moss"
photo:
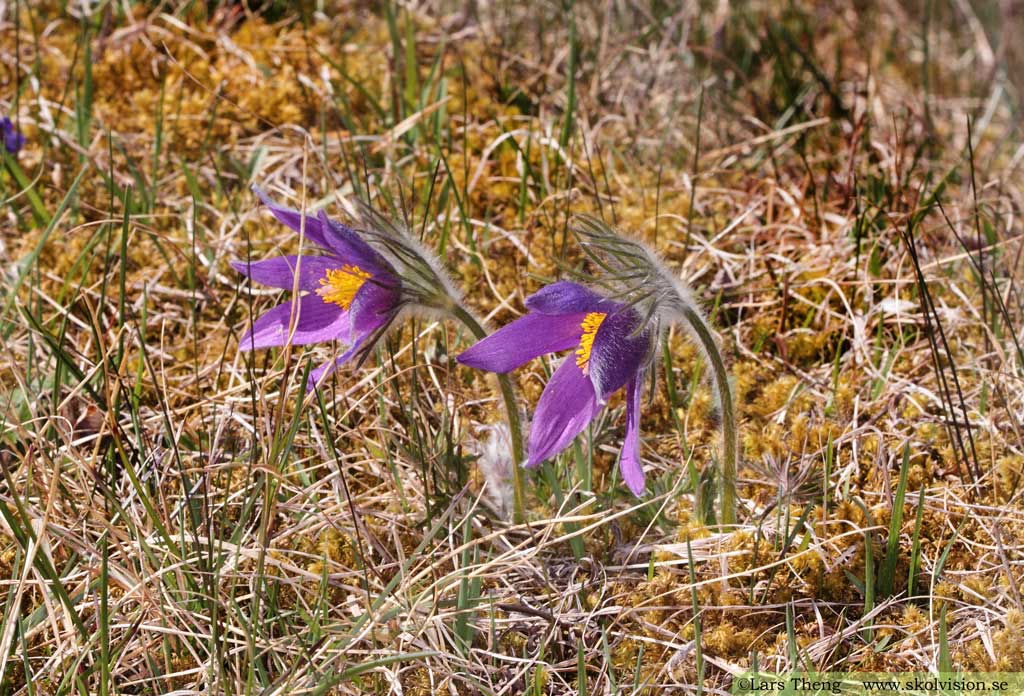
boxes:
[704,621,763,657]
[788,545,824,579]
[788,413,810,449]
[811,420,844,447]
[786,329,840,365]
[499,629,527,657]
[675,518,713,542]
[932,581,957,613]
[898,604,927,632]
[748,375,803,419]
[996,456,1024,499]
[832,378,856,418]
[745,422,787,461]
[686,387,714,427]
[0,536,15,578]
[733,361,769,405]
[724,531,768,574]
[612,637,642,673]
[958,575,991,605]
[316,527,355,567]
[987,609,1024,670]
[819,566,858,602]
[403,667,434,696]
[907,463,928,490]
[834,499,866,525]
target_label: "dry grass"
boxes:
[2,1,1024,693]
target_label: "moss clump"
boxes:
[704,621,763,657]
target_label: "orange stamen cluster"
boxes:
[575,312,607,374]
[317,264,371,309]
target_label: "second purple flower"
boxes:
[457,281,653,496]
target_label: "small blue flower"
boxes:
[2,117,25,155]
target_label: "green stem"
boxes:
[682,306,737,527]
[450,304,526,522]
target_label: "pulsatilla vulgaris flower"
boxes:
[457,281,654,496]
[573,214,738,524]
[233,189,403,389]
[235,187,531,519]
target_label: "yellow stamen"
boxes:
[317,264,372,309]
[575,312,607,375]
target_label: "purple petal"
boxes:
[252,187,336,252]
[250,187,396,279]
[232,255,340,292]
[318,211,394,276]
[4,128,24,154]
[619,373,646,496]
[526,357,603,467]
[306,298,395,391]
[457,312,589,373]
[306,342,362,392]
[588,309,651,402]
[349,281,402,336]
[525,281,616,315]
[239,294,350,350]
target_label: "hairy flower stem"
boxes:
[450,304,527,522]
[682,306,737,527]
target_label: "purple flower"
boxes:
[2,117,25,154]
[457,281,653,496]
[233,188,403,390]
[572,215,738,523]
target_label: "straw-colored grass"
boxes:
[2,1,1023,693]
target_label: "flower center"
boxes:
[317,264,372,309]
[575,312,607,375]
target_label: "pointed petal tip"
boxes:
[251,184,272,205]
[525,357,602,468]
[619,451,646,496]
[304,336,370,392]
[456,313,586,374]
[619,374,646,496]
[455,347,511,374]
[625,472,646,497]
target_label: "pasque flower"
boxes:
[572,215,738,523]
[235,187,531,520]
[233,188,404,390]
[457,281,654,496]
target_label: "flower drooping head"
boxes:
[571,215,739,522]
[457,281,654,496]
